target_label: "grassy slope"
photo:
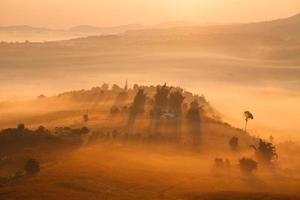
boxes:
[1,144,299,200]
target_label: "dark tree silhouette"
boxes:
[150,84,171,131]
[239,157,257,174]
[115,91,129,106]
[214,158,231,170]
[131,89,147,115]
[127,89,147,130]
[83,113,89,123]
[168,90,185,115]
[110,106,120,116]
[167,89,185,140]
[244,111,254,132]
[35,126,51,135]
[17,123,25,131]
[101,83,109,91]
[186,100,202,145]
[112,84,122,93]
[24,159,40,174]
[251,139,278,165]
[229,136,239,151]
[153,83,171,115]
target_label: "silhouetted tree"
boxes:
[112,84,122,93]
[150,84,171,131]
[186,100,201,145]
[229,136,239,151]
[115,91,129,105]
[133,84,139,92]
[37,94,46,99]
[110,106,120,116]
[251,139,277,165]
[127,89,147,130]
[80,127,90,135]
[101,83,109,91]
[269,135,274,143]
[239,157,257,174]
[24,159,40,174]
[35,126,51,135]
[131,89,147,115]
[83,113,89,123]
[214,158,231,170]
[168,90,185,115]
[153,84,171,115]
[17,123,25,131]
[167,90,185,140]
[244,111,254,132]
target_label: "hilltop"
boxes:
[0,83,252,153]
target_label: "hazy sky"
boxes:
[1,0,300,28]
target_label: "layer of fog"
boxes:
[0,51,299,141]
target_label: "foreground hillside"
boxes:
[1,84,300,199]
[1,144,300,200]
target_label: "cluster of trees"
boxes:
[129,84,203,144]
[240,138,277,175]
[105,83,205,145]
[0,124,90,185]
[224,136,278,175]
[0,124,90,156]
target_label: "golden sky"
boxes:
[1,0,300,28]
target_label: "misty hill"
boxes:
[2,12,300,46]
[69,24,143,34]
[0,25,52,32]
[0,24,144,42]
[0,83,255,153]
[4,12,296,61]
[0,26,79,42]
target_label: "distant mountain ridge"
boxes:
[0,12,299,42]
[0,25,53,32]
[0,24,144,42]
[68,24,143,34]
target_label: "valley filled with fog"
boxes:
[1,29,300,141]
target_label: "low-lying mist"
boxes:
[1,49,299,141]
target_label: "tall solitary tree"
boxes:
[186,100,202,145]
[168,90,185,115]
[168,90,185,140]
[150,84,171,131]
[127,89,147,131]
[244,111,254,132]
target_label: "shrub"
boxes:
[239,157,257,174]
[24,159,40,174]
[17,123,25,131]
[252,139,278,165]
